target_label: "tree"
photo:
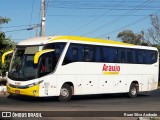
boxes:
[0,16,10,25]
[145,15,160,45]
[0,17,15,75]
[117,30,142,45]
[141,15,160,53]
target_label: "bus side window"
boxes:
[109,47,118,63]
[132,49,137,64]
[95,47,102,62]
[118,49,126,63]
[72,47,78,62]
[44,43,66,61]
[40,59,46,73]
[84,46,94,62]
[103,47,118,63]
[39,54,54,77]
[55,44,65,60]
[55,46,60,59]
[78,45,84,62]
[146,51,157,64]
[103,47,109,62]
[126,49,133,63]
[151,51,157,63]
[48,57,53,71]
[63,44,82,65]
[63,45,73,64]
[137,50,146,64]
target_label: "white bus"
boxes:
[2,36,159,101]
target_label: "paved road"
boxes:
[0,89,160,120]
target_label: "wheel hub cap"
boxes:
[131,88,136,95]
[61,88,69,97]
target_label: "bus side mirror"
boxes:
[34,49,55,64]
[2,50,14,64]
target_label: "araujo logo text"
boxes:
[102,64,120,75]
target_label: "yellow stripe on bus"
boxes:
[103,71,120,75]
[34,49,55,64]
[49,36,134,46]
[2,50,14,64]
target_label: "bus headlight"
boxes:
[27,80,43,88]
[28,84,34,87]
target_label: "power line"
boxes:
[38,1,41,24]
[2,24,38,29]
[50,7,160,10]
[48,0,160,9]
[49,0,94,35]
[99,16,149,38]
[81,0,154,37]
[45,0,49,16]
[4,24,40,33]
[66,0,127,35]
[98,9,160,38]
[29,0,35,26]
[46,0,159,37]
[47,14,149,17]
[5,28,29,33]
[29,0,35,38]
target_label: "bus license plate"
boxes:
[15,90,20,94]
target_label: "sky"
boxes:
[0,0,160,43]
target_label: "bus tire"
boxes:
[58,84,72,101]
[128,83,138,98]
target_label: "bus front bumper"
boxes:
[7,84,39,97]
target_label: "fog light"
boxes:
[33,90,36,95]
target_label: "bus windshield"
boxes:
[8,46,42,81]
[8,42,66,81]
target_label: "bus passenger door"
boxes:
[38,52,57,96]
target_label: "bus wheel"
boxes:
[58,84,72,101]
[128,83,138,98]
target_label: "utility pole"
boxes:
[41,0,45,37]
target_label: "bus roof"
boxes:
[18,36,55,46]
[18,35,133,46]
[18,35,158,51]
